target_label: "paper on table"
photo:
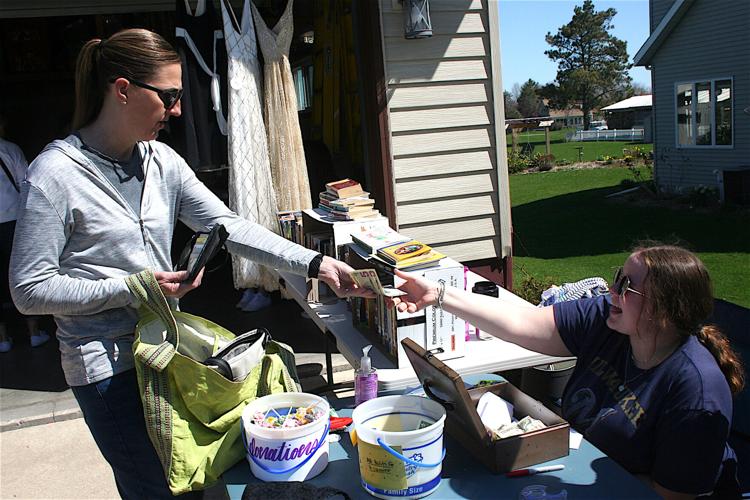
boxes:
[477,391,514,432]
[569,428,583,449]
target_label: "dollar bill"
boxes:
[350,269,407,297]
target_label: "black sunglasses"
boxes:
[110,77,183,110]
[612,267,646,298]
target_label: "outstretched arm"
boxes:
[317,256,375,298]
[390,270,571,357]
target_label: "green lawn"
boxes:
[506,128,653,163]
[510,167,750,307]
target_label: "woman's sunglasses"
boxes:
[110,78,183,110]
[612,267,646,298]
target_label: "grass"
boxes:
[510,166,750,307]
[506,128,653,163]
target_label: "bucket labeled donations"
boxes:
[352,395,446,499]
[241,392,330,482]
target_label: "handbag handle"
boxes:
[126,269,180,371]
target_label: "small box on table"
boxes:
[402,338,570,473]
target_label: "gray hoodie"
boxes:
[10,136,318,386]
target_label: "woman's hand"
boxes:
[317,256,375,298]
[153,268,204,299]
[388,269,439,313]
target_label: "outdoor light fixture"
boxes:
[401,0,432,39]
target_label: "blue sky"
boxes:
[498,0,652,92]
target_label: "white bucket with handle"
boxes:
[351,395,446,499]
[241,392,330,482]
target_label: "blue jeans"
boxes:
[72,369,185,499]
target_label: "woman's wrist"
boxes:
[434,279,446,309]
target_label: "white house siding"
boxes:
[650,0,750,193]
[380,0,511,263]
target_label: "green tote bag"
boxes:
[126,270,299,495]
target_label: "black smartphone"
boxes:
[176,224,229,282]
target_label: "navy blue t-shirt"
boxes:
[553,296,737,494]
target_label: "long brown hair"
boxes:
[72,28,181,130]
[633,243,745,395]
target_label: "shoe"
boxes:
[241,291,272,312]
[31,331,50,348]
[0,338,12,353]
[236,289,257,309]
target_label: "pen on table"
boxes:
[506,464,565,477]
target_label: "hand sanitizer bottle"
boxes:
[355,345,378,406]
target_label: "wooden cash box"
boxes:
[402,339,570,473]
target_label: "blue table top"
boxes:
[224,404,659,499]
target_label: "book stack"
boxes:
[318,178,381,221]
[375,239,446,272]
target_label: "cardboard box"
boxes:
[403,339,570,473]
[410,258,465,361]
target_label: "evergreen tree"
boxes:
[544,0,631,129]
[504,90,522,119]
[516,79,546,118]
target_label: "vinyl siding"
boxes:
[380,0,510,263]
[650,0,750,193]
[650,0,677,30]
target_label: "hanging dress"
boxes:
[251,0,313,212]
[172,0,228,172]
[220,0,280,292]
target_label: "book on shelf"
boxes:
[325,178,364,199]
[319,191,372,205]
[350,226,410,255]
[377,239,432,264]
[319,197,375,211]
[371,248,446,271]
[317,205,381,221]
[277,210,303,244]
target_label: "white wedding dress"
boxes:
[251,0,312,212]
[221,0,279,291]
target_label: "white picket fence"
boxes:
[568,129,645,142]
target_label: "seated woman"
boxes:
[390,243,743,499]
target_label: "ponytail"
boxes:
[696,324,745,396]
[71,29,180,130]
[72,39,106,130]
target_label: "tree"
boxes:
[516,79,546,118]
[504,90,522,119]
[631,82,651,96]
[544,0,632,130]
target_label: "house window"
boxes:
[676,79,732,147]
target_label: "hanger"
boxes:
[221,0,240,33]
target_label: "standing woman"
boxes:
[9,28,366,499]
[390,244,744,499]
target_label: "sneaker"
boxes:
[241,291,272,312]
[236,289,257,309]
[31,331,50,348]
[0,338,12,353]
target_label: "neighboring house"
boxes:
[601,95,653,141]
[634,0,750,203]
[548,107,584,128]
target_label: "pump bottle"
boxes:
[354,345,378,405]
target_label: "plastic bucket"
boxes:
[521,360,577,412]
[351,395,446,499]
[240,392,330,482]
